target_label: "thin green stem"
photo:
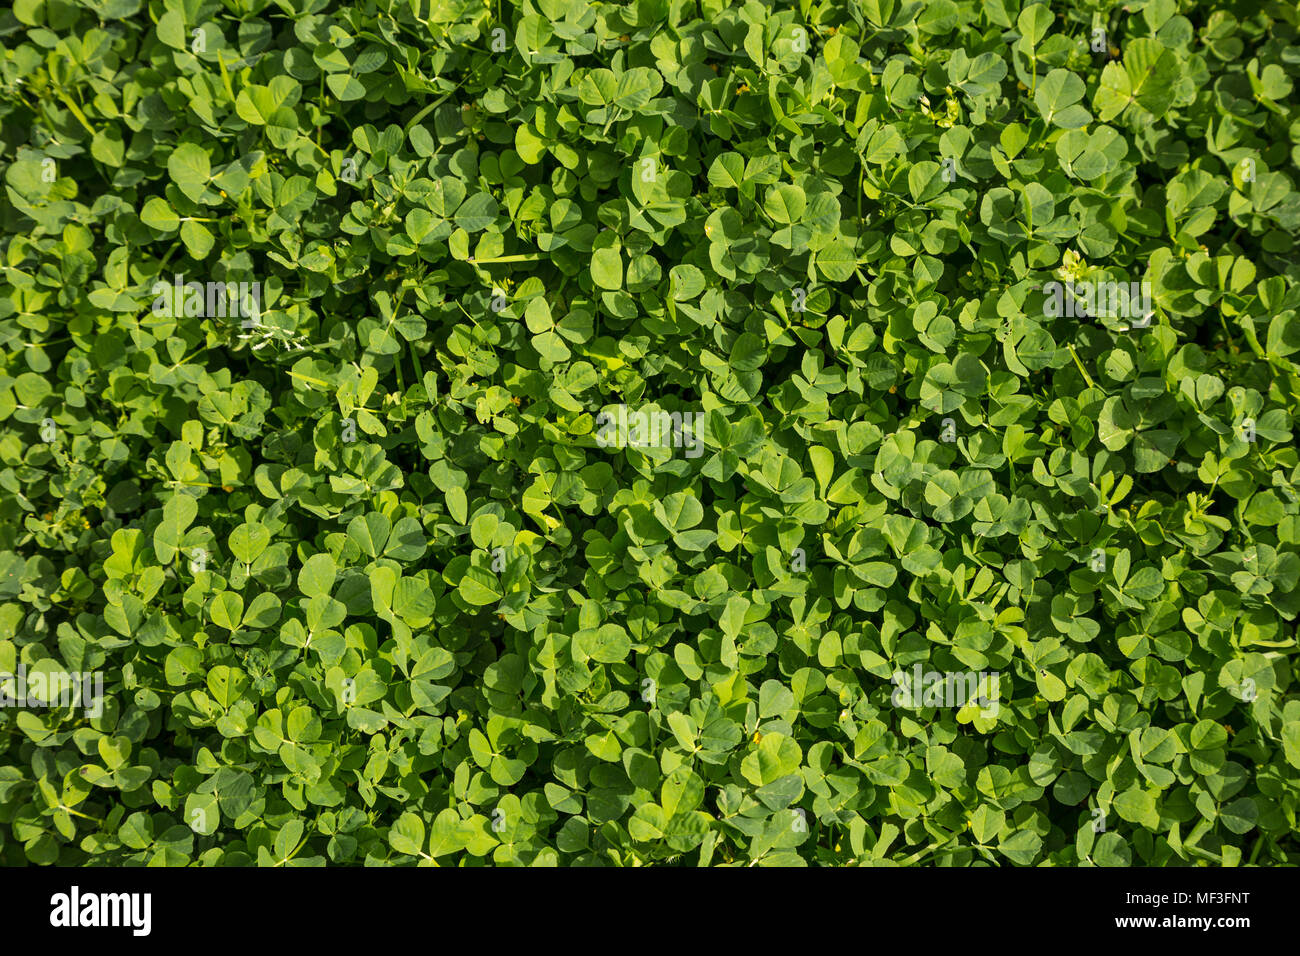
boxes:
[467,253,543,264]
[54,89,95,137]
[1066,343,1095,389]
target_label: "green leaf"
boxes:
[591,247,623,290]
[298,553,337,599]
[168,143,211,203]
[1034,69,1092,129]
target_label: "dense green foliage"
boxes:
[2,0,1299,866]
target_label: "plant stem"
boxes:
[468,254,543,263]
[54,89,96,137]
[1066,343,1095,389]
